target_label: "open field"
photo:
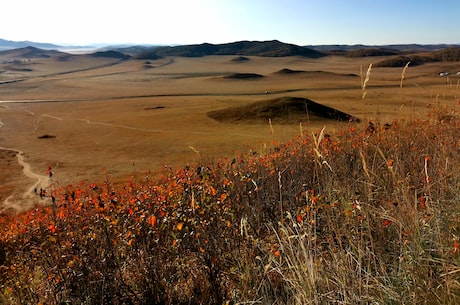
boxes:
[1,50,459,210]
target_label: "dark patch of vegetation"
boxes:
[375,47,460,67]
[274,69,357,77]
[374,55,426,67]
[37,134,56,139]
[305,43,459,53]
[344,48,399,57]
[432,47,460,61]
[323,49,348,55]
[90,50,131,60]
[230,56,250,62]
[223,73,263,79]
[136,52,162,60]
[136,40,326,59]
[274,68,306,74]
[207,96,359,124]
[144,106,165,110]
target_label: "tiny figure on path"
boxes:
[39,188,46,199]
[47,166,53,178]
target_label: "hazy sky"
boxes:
[2,0,459,46]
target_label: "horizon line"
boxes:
[1,37,460,48]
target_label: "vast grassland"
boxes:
[0,50,459,304]
[1,53,458,207]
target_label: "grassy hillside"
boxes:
[1,104,459,304]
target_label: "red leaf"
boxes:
[419,196,427,209]
[148,215,157,227]
[48,224,57,233]
[382,219,393,228]
[296,214,303,223]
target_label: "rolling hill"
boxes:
[207,96,360,124]
[136,40,326,59]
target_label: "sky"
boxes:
[1,0,459,46]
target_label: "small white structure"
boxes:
[439,72,449,76]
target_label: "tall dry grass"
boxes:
[0,68,459,304]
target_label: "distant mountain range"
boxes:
[0,38,62,50]
[1,37,459,53]
[1,38,459,67]
[0,46,131,60]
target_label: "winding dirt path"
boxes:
[0,119,50,212]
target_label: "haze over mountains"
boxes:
[0,38,62,50]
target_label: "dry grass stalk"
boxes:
[270,215,320,305]
[312,127,333,172]
[189,145,202,164]
[268,118,275,135]
[400,61,410,88]
[361,63,373,100]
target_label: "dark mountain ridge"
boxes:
[137,40,326,59]
[306,43,460,53]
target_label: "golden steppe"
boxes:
[1,50,459,210]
